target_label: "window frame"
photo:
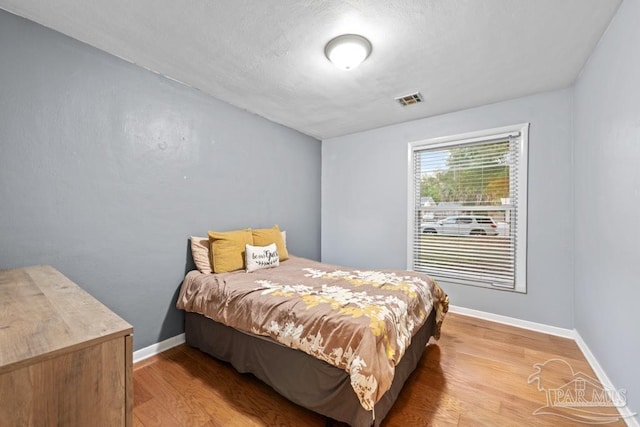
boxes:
[406,123,529,293]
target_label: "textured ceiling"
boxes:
[0,0,622,139]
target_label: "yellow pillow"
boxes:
[208,229,254,273]
[252,225,289,261]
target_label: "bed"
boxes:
[177,255,448,426]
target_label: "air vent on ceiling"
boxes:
[395,92,424,107]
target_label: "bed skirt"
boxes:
[185,310,437,427]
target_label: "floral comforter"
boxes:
[176,256,448,410]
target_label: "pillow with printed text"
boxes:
[245,243,279,273]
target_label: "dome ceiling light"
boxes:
[324,34,372,70]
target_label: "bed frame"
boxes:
[185,310,437,427]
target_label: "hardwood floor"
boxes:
[133,313,626,426]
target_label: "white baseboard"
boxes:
[448,305,577,339]
[573,331,639,427]
[449,305,638,426]
[133,333,185,363]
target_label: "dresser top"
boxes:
[0,265,133,373]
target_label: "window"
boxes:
[407,124,529,292]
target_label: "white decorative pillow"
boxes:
[245,243,279,273]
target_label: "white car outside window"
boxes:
[420,215,499,236]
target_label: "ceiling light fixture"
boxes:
[325,34,372,70]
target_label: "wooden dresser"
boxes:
[0,266,133,426]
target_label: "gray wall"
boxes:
[322,89,574,328]
[0,10,321,351]
[573,0,640,415]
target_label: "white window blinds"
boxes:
[409,124,528,292]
